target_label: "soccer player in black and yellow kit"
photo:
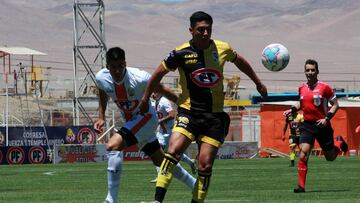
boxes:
[282,111,304,167]
[139,11,267,203]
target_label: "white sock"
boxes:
[173,163,196,189]
[180,153,194,166]
[105,151,122,203]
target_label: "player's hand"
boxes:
[138,98,149,115]
[256,83,268,98]
[94,119,105,134]
[283,109,291,117]
[316,118,327,128]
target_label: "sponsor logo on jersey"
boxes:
[212,51,219,63]
[114,100,139,112]
[6,147,25,164]
[28,146,46,164]
[190,68,221,88]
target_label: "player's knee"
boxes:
[198,162,213,172]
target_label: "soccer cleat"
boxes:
[293,186,305,193]
[336,136,348,153]
[150,178,158,183]
[190,160,197,175]
[290,160,295,167]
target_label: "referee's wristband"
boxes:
[325,112,334,121]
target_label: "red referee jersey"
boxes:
[299,81,336,122]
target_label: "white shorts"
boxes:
[123,113,158,149]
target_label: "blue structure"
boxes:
[252,92,360,104]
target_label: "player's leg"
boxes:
[104,130,128,203]
[192,142,218,203]
[320,124,348,161]
[154,131,193,202]
[294,143,312,193]
[143,139,196,189]
[294,121,315,193]
[180,153,197,174]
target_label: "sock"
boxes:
[173,162,196,189]
[105,151,122,203]
[155,153,178,202]
[334,140,342,154]
[180,153,194,166]
[290,151,296,161]
[192,171,212,203]
[297,158,307,189]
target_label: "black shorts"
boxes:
[289,134,299,147]
[172,108,230,148]
[299,121,334,151]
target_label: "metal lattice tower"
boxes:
[72,0,106,125]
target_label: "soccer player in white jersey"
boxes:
[150,92,197,182]
[94,47,196,203]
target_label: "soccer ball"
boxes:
[261,43,290,72]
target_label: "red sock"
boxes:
[334,140,341,154]
[298,158,308,189]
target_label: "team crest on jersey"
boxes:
[212,51,219,63]
[115,99,139,111]
[313,94,321,106]
[190,68,221,88]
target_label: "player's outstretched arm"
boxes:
[139,63,169,114]
[94,88,109,133]
[233,54,267,98]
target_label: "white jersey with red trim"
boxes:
[156,97,175,134]
[95,67,156,120]
[95,67,158,148]
[299,81,336,122]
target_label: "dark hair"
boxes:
[106,47,125,62]
[304,59,319,73]
[190,11,213,28]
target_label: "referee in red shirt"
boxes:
[284,59,348,193]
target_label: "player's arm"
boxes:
[94,88,109,133]
[159,109,175,124]
[233,54,267,98]
[155,84,178,104]
[284,102,300,116]
[139,63,169,114]
[282,119,288,141]
[317,97,339,126]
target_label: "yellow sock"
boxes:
[156,153,178,189]
[192,171,212,203]
[290,151,296,161]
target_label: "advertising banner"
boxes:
[0,146,51,165]
[53,144,109,164]
[0,126,96,147]
[186,141,258,160]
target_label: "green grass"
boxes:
[1,156,360,203]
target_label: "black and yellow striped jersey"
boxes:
[162,39,237,112]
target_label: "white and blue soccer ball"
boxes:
[261,43,290,72]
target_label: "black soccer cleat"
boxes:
[336,136,348,153]
[293,186,305,193]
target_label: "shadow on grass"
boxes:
[304,189,350,193]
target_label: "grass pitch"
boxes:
[1,156,359,203]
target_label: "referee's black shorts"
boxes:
[299,120,334,151]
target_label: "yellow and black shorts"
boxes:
[173,108,230,148]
